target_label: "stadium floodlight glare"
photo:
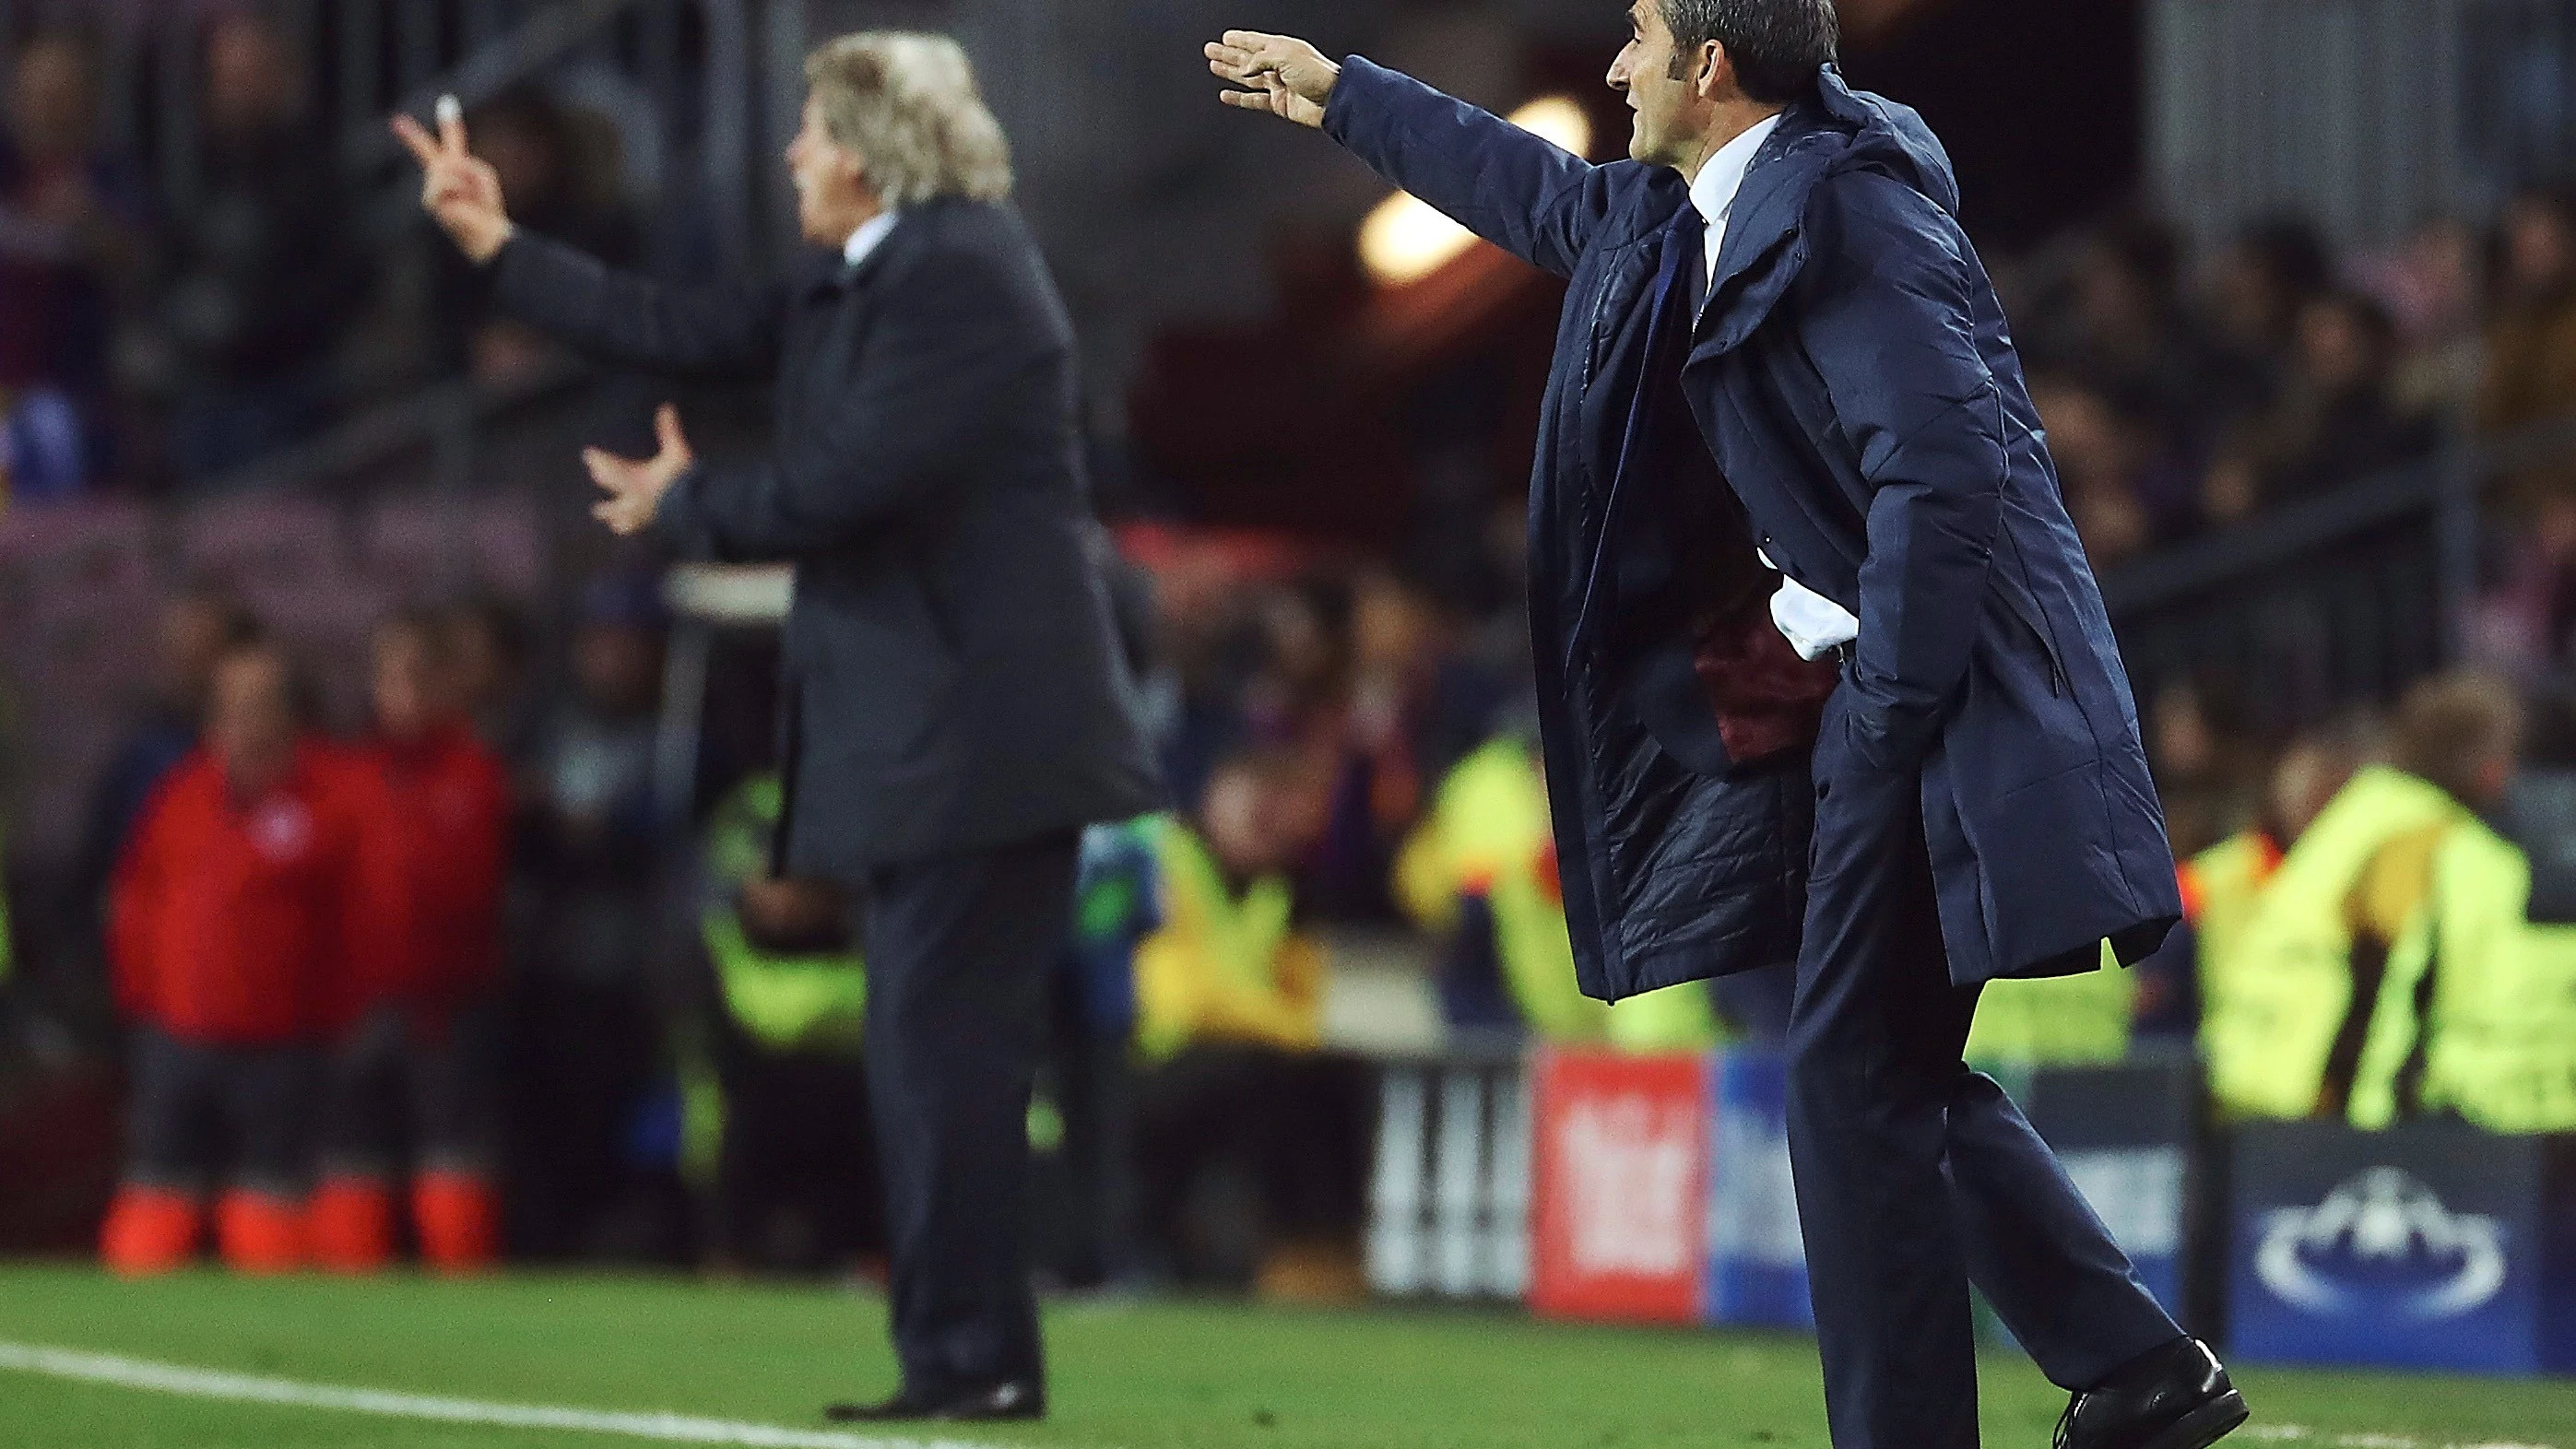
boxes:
[1358,96,1592,287]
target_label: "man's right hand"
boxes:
[392,100,514,265]
[1206,31,1339,128]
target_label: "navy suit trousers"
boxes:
[859,831,1079,1398]
[1789,680,2180,1449]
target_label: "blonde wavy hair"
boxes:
[804,31,1011,206]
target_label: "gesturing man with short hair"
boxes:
[402,30,1159,1422]
[1210,6,2247,1446]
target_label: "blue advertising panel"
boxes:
[2227,1120,2576,1372]
[1695,1054,2201,1337]
[2021,1059,2199,1325]
[1704,1049,1814,1329]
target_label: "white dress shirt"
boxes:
[843,209,901,269]
[1687,115,1861,663]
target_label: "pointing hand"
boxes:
[392,96,514,264]
[1206,31,1339,128]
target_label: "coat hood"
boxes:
[1812,65,1958,216]
[1697,65,1961,354]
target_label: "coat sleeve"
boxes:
[650,242,1032,560]
[490,232,786,383]
[1321,55,1637,281]
[1793,171,2007,772]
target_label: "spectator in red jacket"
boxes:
[99,636,362,1275]
[310,610,511,1274]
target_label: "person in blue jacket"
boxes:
[1209,7,2242,1448]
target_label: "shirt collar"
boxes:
[843,208,902,269]
[1687,112,1785,230]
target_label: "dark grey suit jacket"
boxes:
[493,198,1161,875]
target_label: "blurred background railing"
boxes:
[2152,0,2576,247]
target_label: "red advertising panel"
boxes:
[1527,1047,1710,1324]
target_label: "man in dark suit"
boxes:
[399,31,1159,1422]
[1211,6,2246,1448]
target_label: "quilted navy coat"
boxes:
[1323,59,2180,1000]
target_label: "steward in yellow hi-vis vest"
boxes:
[684,774,881,1272]
[2202,675,2522,1121]
[2347,812,2576,1132]
[699,776,868,1055]
[2177,829,2282,1023]
[1393,736,1716,1053]
[1133,810,1326,1060]
[2202,767,2457,1119]
[1128,751,1373,1291]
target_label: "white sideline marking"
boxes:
[0,1341,1011,1449]
[2246,1424,2555,1449]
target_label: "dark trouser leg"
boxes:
[1947,1072,2180,1389]
[861,833,1075,1397]
[1790,693,2178,1449]
[715,1040,881,1271]
[1789,741,1984,1449]
[221,1044,321,1199]
[316,1007,408,1184]
[1046,972,1136,1287]
[123,1026,221,1194]
[411,995,503,1177]
[1131,1046,1265,1283]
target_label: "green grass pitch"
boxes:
[1,1265,2572,1447]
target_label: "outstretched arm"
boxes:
[1796,173,2008,773]
[1208,32,1628,280]
[394,100,782,381]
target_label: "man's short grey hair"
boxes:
[805,31,1011,206]
[1660,0,1839,105]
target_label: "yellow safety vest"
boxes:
[2201,766,2462,1120]
[682,776,868,1185]
[1134,818,1325,1061]
[2180,828,2284,1015]
[1397,739,1608,1042]
[696,776,868,1054]
[1966,943,2133,1066]
[702,912,869,1054]
[2348,817,2576,1132]
[1393,739,1717,1052]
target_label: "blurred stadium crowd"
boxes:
[4,8,2576,1301]
[0,18,648,494]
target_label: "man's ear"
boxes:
[1697,41,1731,101]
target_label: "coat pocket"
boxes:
[1952,758,2133,978]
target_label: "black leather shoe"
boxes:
[824,1381,1044,1423]
[2055,1337,2248,1449]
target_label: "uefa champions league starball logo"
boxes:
[2254,1167,2509,1320]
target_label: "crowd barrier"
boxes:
[1367,1044,2576,1375]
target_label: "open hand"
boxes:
[587,404,693,536]
[1206,31,1339,128]
[392,99,514,264]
